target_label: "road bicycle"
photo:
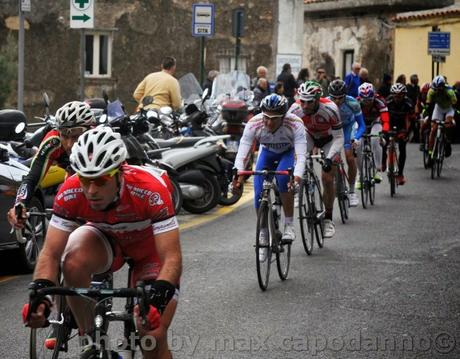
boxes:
[430,119,447,179]
[334,156,350,224]
[420,116,431,169]
[297,153,325,255]
[238,169,293,291]
[29,260,151,359]
[386,127,399,197]
[359,133,380,209]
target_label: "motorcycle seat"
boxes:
[154,136,206,149]
[160,145,219,169]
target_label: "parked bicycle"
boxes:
[238,169,293,291]
[297,153,325,255]
[29,260,153,359]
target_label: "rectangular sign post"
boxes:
[192,3,215,86]
[70,0,94,29]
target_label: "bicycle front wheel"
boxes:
[298,180,314,255]
[256,201,272,291]
[388,150,396,197]
[431,138,438,180]
[312,174,325,248]
[437,137,444,177]
[368,156,376,205]
[422,131,430,169]
[336,170,348,224]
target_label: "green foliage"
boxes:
[0,33,18,108]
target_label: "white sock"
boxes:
[285,217,293,225]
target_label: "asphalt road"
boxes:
[1,144,459,359]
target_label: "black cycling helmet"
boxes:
[328,79,347,98]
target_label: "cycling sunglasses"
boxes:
[59,127,87,137]
[300,99,316,104]
[78,168,119,187]
[330,95,345,100]
[263,113,284,120]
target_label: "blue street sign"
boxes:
[192,3,215,37]
[428,32,450,55]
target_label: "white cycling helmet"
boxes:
[70,127,127,178]
[55,101,95,129]
[390,82,407,95]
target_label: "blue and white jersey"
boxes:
[334,95,362,128]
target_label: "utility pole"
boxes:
[17,0,26,111]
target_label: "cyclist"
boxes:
[356,82,390,187]
[418,82,432,151]
[7,101,95,227]
[426,75,457,158]
[233,94,307,258]
[328,79,365,207]
[19,128,181,359]
[289,81,344,238]
[383,83,415,185]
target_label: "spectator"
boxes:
[253,78,270,107]
[359,68,369,84]
[344,62,362,97]
[396,74,407,85]
[378,73,392,99]
[133,56,181,110]
[202,70,219,98]
[316,67,329,96]
[274,81,285,96]
[296,68,310,87]
[251,66,268,90]
[277,63,297,106]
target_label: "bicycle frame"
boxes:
[386,129,399,197]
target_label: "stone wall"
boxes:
[0,0,277,117]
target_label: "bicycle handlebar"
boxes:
[237,169,292,176]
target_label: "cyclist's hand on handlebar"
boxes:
[7,203,27,229]
[134,304,161,333]
[322,158,332,173]
[22,302,50,328]
[231,175,244,195]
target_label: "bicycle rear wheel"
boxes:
[298,180,314,255]
[360,155,369,209]
[312,174,325,248]
[256,201,272,291]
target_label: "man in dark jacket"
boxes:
[277,63,297,106]
[253,78,270,108]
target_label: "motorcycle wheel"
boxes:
[15,196,46,273]
[170,177,183,214]
[182,172,220,214]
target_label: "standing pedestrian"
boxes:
[344,62,362,98]
[277,63,297,106]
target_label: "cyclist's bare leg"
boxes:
[280,192,294,218]
[345,148,357,188]
[61,226,111,335]
[322,166,337,219]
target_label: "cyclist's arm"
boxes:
[133,78,146,103]
[448,89,457,106]
[33,224,71,284]
[153,228,182,286]
[234,123,256,171]
[293,122,307,178]
[381,111,390,132]
[354,112,366,140]
[15,135,61,207]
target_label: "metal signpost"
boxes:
[428,31,450,77]
[192,3,215,86]
[70,0,94,99]
[17,0,30,111]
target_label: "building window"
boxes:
[218,56,247,73]
[85,32,112,77]
[342,50,354,79]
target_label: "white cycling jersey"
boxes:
[234,113,307,178]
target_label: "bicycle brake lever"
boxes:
[48,313,64,325]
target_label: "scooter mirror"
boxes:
[202,88,209,100]
[15,122,26,134]
[160,106,172,116]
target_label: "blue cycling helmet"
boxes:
[431,75,445,89]
[260,94,288,115]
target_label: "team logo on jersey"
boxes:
[149,192,164,206]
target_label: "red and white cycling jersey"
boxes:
[288,98,342,140]
[50,164,178,280]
